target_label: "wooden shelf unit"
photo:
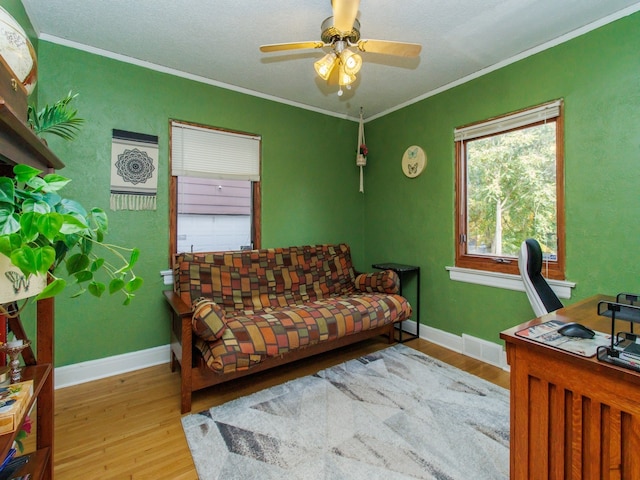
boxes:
[0,78,63,478]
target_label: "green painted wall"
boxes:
[30,42,363,366]
[4,2,640,365]
[363,11,640,344]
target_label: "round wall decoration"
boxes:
[0,7,37,94]
[402,145,426,178]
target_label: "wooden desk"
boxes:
[501,295,640,480]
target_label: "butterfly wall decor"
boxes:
[402,145,426,178]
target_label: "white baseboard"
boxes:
[54,323,508,389]
[55,345,170,389]
[403,319,509,370]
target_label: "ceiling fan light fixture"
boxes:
[261,0,422,96]
[340,49,362,75]
[314,52,338,80]
[338,63,356,86]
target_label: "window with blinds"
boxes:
[171,121,260,180]
[169,121,261,254]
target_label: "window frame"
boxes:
[169,120,261,258]
[454,101,565,280]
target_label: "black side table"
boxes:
[372,262,420,343]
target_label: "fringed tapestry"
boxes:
[110,129,158,210]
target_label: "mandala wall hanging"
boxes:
[110,129,159,210]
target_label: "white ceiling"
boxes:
[21,0,640,121]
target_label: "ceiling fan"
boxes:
[259,0,422,96]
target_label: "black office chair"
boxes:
[518,238,563,316]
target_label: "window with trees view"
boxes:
[455,100,565,280]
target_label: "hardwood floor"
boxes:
[53,338,510,479]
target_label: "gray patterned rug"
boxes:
[181,344,509,479]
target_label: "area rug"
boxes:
[181,344,510,480]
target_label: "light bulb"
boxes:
[314,52,338,80]
[338,63,356,86]
[341,50,362,75]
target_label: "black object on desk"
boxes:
[372,263,420,343]
[596,294,640,373]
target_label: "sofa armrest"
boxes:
[164,290,193,360]
[164,290,191,318]
[164,290,196,414]
[354,270,400,294]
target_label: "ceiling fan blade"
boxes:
[357,39,422,57]
[332,0,360,34]
[260,41,324,53]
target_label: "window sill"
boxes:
[445,266,575,299]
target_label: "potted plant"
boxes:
[27,91,85,141]
[0,164,142,305]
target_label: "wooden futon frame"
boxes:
[164,290,394,414]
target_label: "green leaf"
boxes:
[13,164,41,184]
[59,214,89,235]
[27,91,85,141]
[79,235,94,256]
[124,277,144,293]
[36,212,64,241]
[58,198,87,217]
[90,208,108,232]
[26,176,47,192]
[74,270,93,283]
[11,245,56,277]
[117,248,141,274]
[0,204,20,235]
[0,234,22,258]
[0,177,15,204]
[129,248,140,269]
[19,212,40,243]
[10,246,40,277]
[14,429,26,453]
[53,241,69,269]
[88,281,105,298]
[42,173,71,192]
[42,192,62,209]
[66,253,90,275]
[90,258,104,272]
[35,278,66,300]
[38,246,56,270]
[108,278,125,294]
[22,199,51,214]
[123,294,133,306]
[58,232,80,250]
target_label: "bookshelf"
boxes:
[0,62,63,479]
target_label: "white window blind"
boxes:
[171,121,261,181]
[454,100,561,142]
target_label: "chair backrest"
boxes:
[518,238,563,316]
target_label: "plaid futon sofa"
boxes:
[173,244,412,376]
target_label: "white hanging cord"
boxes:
[356,107,367,193]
